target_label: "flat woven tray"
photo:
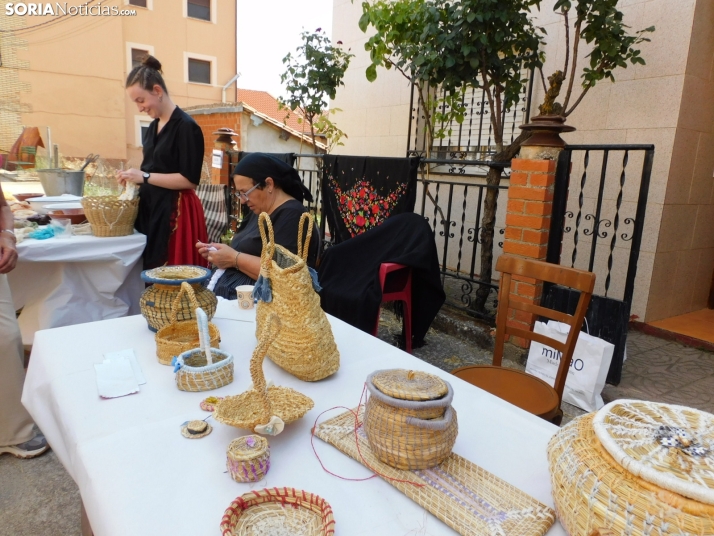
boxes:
[314,407,555,536]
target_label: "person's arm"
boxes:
[0,185,18,274]
[117,169,196,190]
[196,242,261,281]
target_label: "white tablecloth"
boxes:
[8,232,146,345]
[23,300,565,536]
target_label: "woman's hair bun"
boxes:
[141,55,163,73]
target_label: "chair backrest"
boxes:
[493,255,596,403]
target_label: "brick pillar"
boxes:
[211,128,239,185]
[502,157,557,347]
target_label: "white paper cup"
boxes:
[235,285,255,310]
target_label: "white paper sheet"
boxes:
[103,349,146,385]
[94,359,140,399]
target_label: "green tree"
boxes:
[280,29,354,154]
[360,0,652,313]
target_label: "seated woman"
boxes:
[196,153,319,299]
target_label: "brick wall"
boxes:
[191,112,242,162]
[502,157,558,347]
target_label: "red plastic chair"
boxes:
[372,262,413,353]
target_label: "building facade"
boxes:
[0,0,237,163]
[330,0,714,323]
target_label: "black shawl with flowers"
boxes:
[321,155,419,244]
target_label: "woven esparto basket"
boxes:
[255,212,339,382]
[140,265,217,332]
[548,401,714,536]
[174,346,233,392]
[155,282,220,365]
[81,196,139,237]
[364,369,458,471]
[220,488,335,536]
[213,314,314,434]
[226,435,270,483]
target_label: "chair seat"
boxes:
[452,365,560,421]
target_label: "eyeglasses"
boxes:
[237,183,260,201]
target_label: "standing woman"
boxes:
[119,55,209,269]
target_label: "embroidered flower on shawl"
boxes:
[328,178,409,237]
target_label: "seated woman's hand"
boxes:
[196,242,238,270]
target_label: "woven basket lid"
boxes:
[371,369,448,401]
[593,399,714,505]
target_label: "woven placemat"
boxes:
[371,369,448,401]
[314,407,555,536]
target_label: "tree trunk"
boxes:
[472,130,533,314]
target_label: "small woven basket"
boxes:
[220,488,335,536]
[227,435,270,483]
[364,369,458,471]
[174,346,233,392]
[81,196,139,237]
[548,400,714,536]
[140,265,217,332]
[155,282,220,365]
[213,314,314,435]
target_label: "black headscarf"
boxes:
[233,153,313,203]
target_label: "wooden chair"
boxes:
[452,255,595,424]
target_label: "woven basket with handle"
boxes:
[155,282,220,366]
[213,314,314,435]
[81,196,139,237]
[254,212,339,382]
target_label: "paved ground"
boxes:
[2,308,714,535]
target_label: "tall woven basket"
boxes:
[140,265,217,332]
[548,400,714,536]
[254,212,339,382]
[81,196,139,237]
[155,282,220,365]
[363,369,458,470]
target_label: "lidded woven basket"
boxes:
[548,399,714,536]
[363,369,458,471]
[226,435,270,483]
[81,196,139,237]
[140,265,217,332]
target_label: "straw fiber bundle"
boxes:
[213,314,314,434]
[315,407,555,536]
[81,196,139,237]
[220,488,335,536]
[140,265,217,332]
[226,435,270,483]
[364,370,458,470]
[548,406,714,536]
[155,282,220,365]
[254,212,339,382]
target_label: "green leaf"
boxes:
[366,63,378,82]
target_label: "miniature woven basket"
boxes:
[548,400,714,536]
[155,282,220,365]
[140,265,217,332]
[213,314,314,435]
[254,212,339,382]
[227,435,270,483]
[220,488,335,536]
[364,369,458,471]
[174,348,233,392]
[81,196,139,237]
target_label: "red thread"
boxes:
[310,382,424,487]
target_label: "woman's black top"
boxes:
[212,199,320,299]
[137,106,204,269]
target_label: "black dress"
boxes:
[212,199,320,299]
[137,106,205,269]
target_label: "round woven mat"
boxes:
[371,369,448,401]
[593,399,714,505]
[230,502,321,536]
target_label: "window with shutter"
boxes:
[188,58,211,84]
[187,0,210,21]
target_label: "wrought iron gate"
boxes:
[545,144,655,385]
